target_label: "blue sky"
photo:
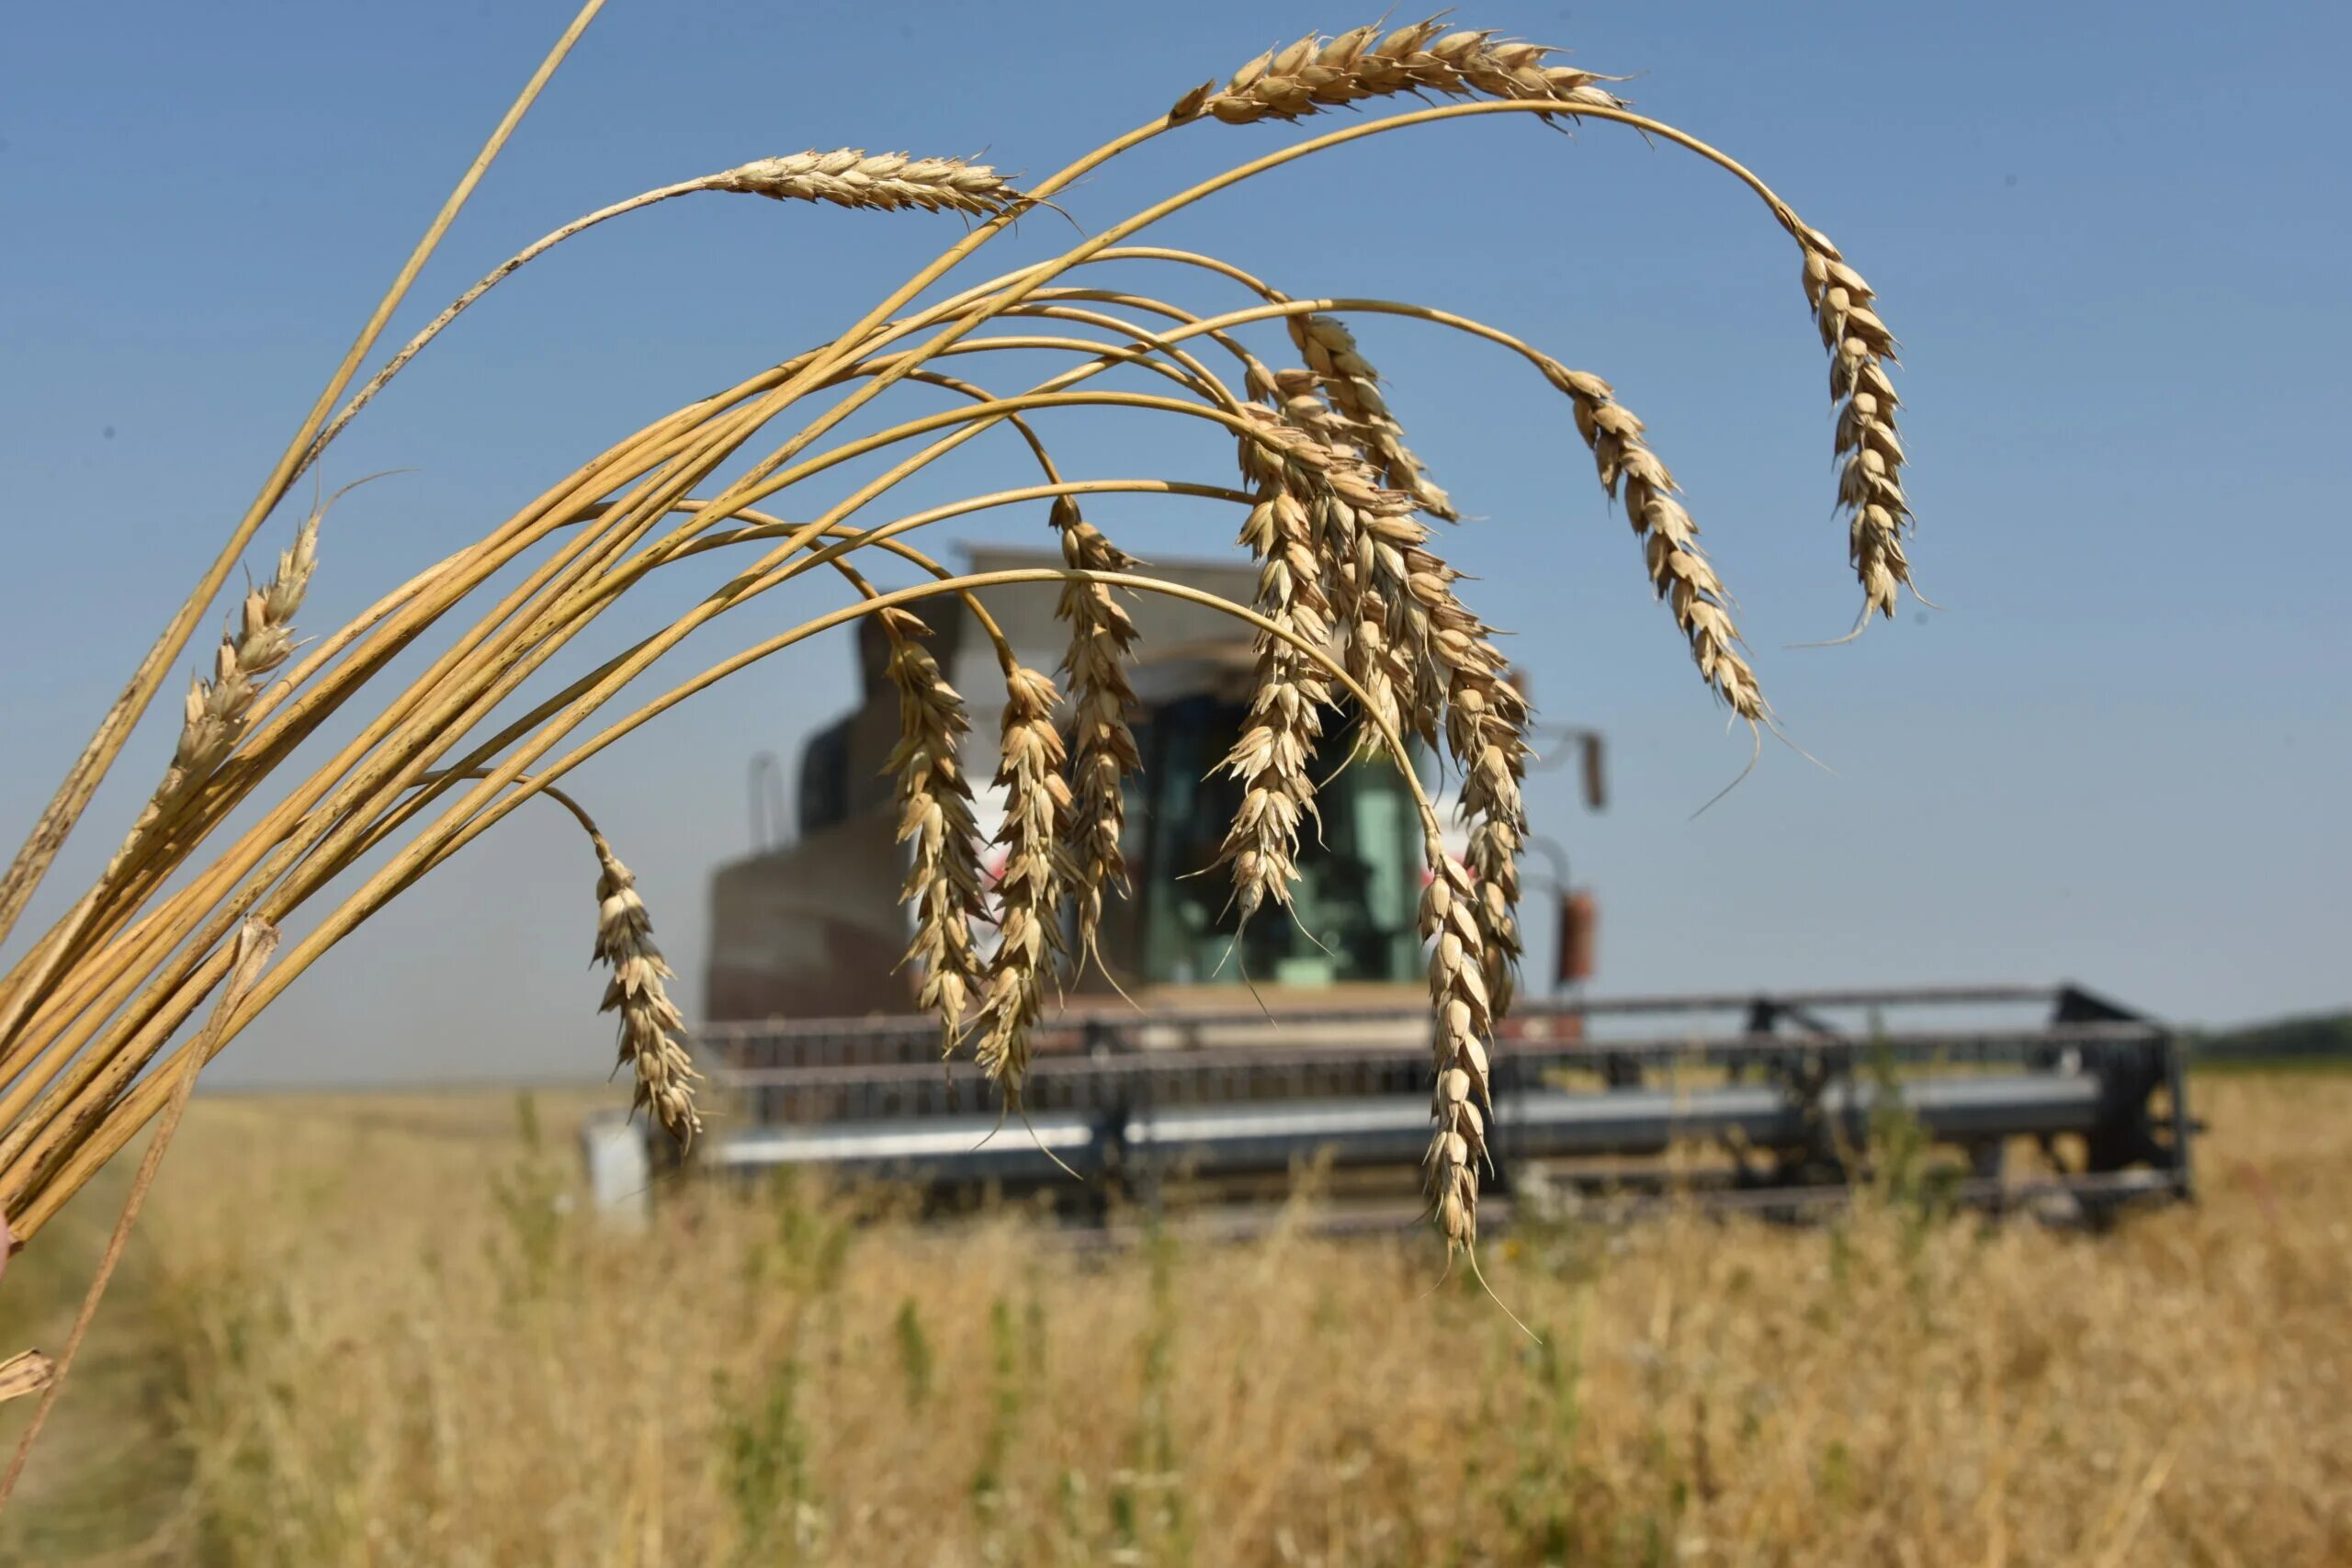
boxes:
[3,1,2346,1085]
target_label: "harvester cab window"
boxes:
[1132,694,1424,987]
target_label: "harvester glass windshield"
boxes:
[1128,693,1425,987]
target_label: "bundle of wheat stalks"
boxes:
[0,9,1917,1290]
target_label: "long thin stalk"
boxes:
[0,0,606,954]
[301,175,722,473]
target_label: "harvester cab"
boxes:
[706,545,1466,1024]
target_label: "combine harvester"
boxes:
[583,547,2194,1233]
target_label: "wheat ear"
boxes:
[970,667,1070,1098]
[1449,666,1532,1017]
[1800,239,1915,621]
[880,609,988,1056]
[1049,500,1142,972]
[1542,363,1764,719]
[1250,366,1407,759]
[714,151,1026,216]
[105,505,322,877]
[1421,852,1494,1253]
[1171,20,1627,125]
[1284,312,1455,520]
[1265,355,1530,1007]
[591,834,700,1146]
[1217,413,1340,923]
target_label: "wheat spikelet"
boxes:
[1171,20,1628,126]
[1049,500,1142,972]
[880,609,987,1056]
[1255,367,1396,755]
[1448,667,1531,1016]
[1218,414,1342,923]
[1255,385,1458,750]
[1240,397,1435,749]
[1420,853,1494,1252]
[1542,363,1764,719]
[1344,581,1412,761]
[1374,504,1530,1013]
[106,508,322,875]
[1801,239,1914,619]
[1285,312,1455,520]
[970,666,1070,1097]
[590,834,700,1145]
[1258,367,1531,1007]
[715,151,1025,216]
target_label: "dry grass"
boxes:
[0,1069,2341,1566]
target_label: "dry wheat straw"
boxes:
[0,0,602,959]
[1800,241,1914,620]
[1049,500,1142,971]
[1542,362,1764,719]
[590,835,699,1145]
[880,609,988,1056]
[715,152,1024,217]
[311,154,1030,471]
[969,666,1069,1097]
[1171,20,1627,126]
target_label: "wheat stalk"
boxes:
[310,153,1030,470]
[0,0,608,958]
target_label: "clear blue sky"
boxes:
[3,2,2346,1085]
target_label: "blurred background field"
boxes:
[0,1065,2344,1568]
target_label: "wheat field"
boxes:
[0,1068,2342,1566]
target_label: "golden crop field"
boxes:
[1,1069,2345,1566]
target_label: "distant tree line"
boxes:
[2188,1011,2352,1063]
